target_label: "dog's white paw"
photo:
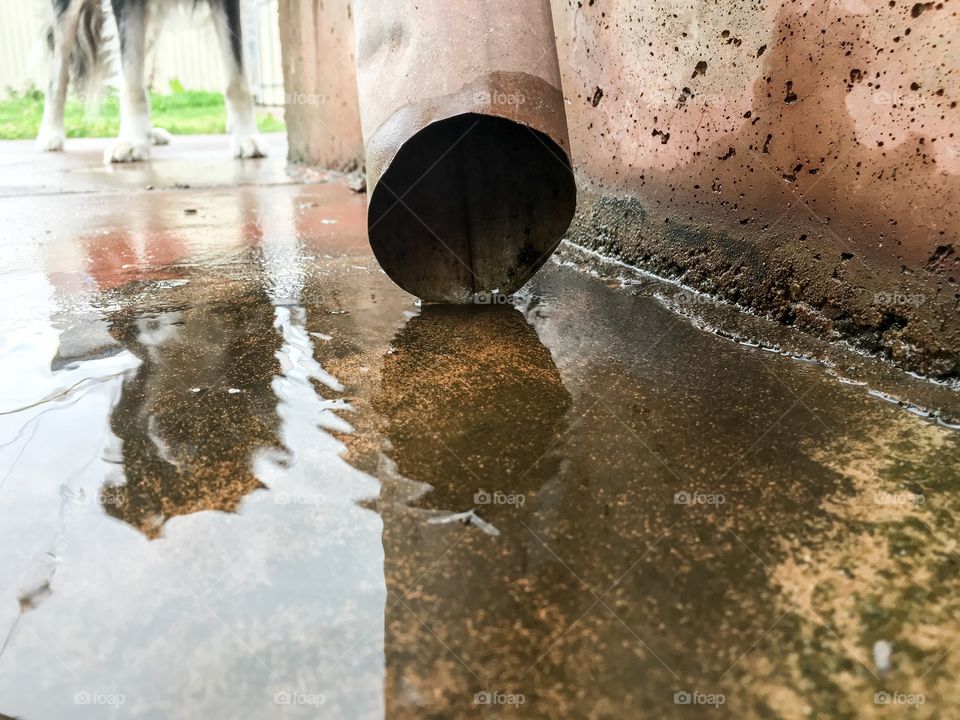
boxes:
[36,127,65,152]
[150,127,172,146]
[104,139,151,164]
[231,134,268,159]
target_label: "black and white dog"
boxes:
[37,0,267,162]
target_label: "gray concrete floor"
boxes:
[0,135,958,719]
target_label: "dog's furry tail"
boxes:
[45,0,111,108]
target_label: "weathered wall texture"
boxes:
[554,0,959,379]
[278,0,363,170]
[278,0,960,378]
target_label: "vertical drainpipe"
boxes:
[353,0,576,303]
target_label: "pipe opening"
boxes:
[367,113,577,303]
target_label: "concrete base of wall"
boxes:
[570,179,958,380]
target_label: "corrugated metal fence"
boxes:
[0,3,44,94]
[0,0,284,106]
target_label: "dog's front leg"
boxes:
[213,0,267,159]
[37,0,81,152]
[104,0,152,163]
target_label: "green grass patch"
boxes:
[0,84,284,140]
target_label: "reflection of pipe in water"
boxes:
[372,305,571,716]
[354,0,577,302]
[374,305,570,510]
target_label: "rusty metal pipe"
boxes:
[354,0,576,302]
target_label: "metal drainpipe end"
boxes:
[355,1,576,303]
[367,112,576,302]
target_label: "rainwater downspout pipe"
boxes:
[353,0,577,302]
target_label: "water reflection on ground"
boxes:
[1,166,958,719]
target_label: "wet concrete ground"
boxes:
[0,135,959,719]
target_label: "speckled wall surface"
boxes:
[553,0,959,378]
[278,0,959,378]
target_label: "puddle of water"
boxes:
[0,181,958,719]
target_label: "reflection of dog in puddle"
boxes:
[37,0,267,162]
[100,281,282,538]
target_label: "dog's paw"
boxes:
[231,134,268,159]
[103,139,151,164]
[150,127,172,146]
[35,127,65,152]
